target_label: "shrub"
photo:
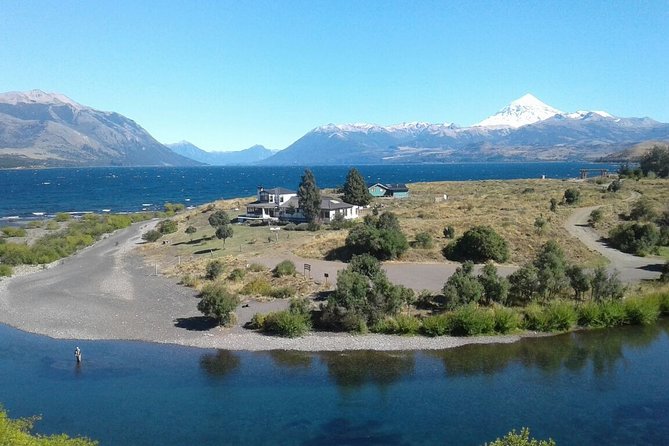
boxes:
[307,221,321,231]
[141,229,162,242]
[208,210,230,228]
[263,310,311,337]
[508,264,539,305]
[577,301,604,328]
[623,297,660,325]
[607,179,622,192]
[164,202,185,214]
[493,307,520,334]
[1,227,26,238]
[542,300,578,332]
[270,286,296,299]
[180,274,199,288]
[247,263,267,272]
[598,299,627,327]
[273,259,296,277]
[549,198,558,212]
[157,219,178,234]
[248,312,267,329]
[522,303,546,331]
[413,231,434,249]
[295,223,310,231]
[54,212,71,222]
[588,208,603,227]
[608,222,659,256]
[0,407,99,445]
[639,145,669,178]
[420,314,454,336]
[345,212,408,260]
[197,283,240,326]
[289,296,311,316]
[590,267,624,301]
[450,304,495,336]
[205,260,224,280]
[283,222,297,231]
[486,427,556,446]
[227,268,246,281]
[629,198,658,222]
[478,262,510,305]
[240,277,272,296]
[442,262,484,309]
[372,315,421,335]
[444,226,509,263]
[533,216,547,234]
[443,225,455,239]
[329,214,355,230]
[0,264,12,277]
[563,188,580,204]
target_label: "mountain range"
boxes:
[166,141,273,165]
[1,90,667,168]
[0,90,199,168]
[260,94,669,165]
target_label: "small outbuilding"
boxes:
[368,183,410,198]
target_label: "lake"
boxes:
[0,162,620,219]
[1,321,668,445]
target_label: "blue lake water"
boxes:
[0,163,620,219]
[1,321,668,445]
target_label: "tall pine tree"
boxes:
[298,169,321,222]
[342,168,372,206]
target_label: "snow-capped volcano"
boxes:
[476,93,563,128]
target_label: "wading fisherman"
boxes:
[74,346,82,363]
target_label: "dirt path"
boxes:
[564,204,664,282]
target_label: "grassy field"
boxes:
[137,177,668,286]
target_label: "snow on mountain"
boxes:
[565,110,615,119]
[476,93,563,128]
[0,89,86,110]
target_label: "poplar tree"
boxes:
[342,168,372,206]
[298,169,321,222]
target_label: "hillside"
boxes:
[167,141,273,165]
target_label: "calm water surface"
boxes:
[1,321,668,445]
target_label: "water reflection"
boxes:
[267,350,313,370]
[199,350,240,379]
[318,351,415,391]
[301,417,410,446]
[430,323,663,378]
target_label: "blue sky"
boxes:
[1,1,667,151]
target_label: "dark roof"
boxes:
[262,187,295,195]
[320,196,354,210]
[369,182,409,192]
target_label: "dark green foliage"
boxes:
[484,427,556,446]
[629,197,658,222]
[0,264,12,277]
[661,262,669,282]
[533,216,547,234]
[588,208,603,227]
[413,231,434,249]
[342,168,372,206]
[623,297,660,325]
[54,212,71,222]
[607,179,622,192]
[262,310,311,337]
[208,210,230,228]
[215,224,234,245]
[227,268,246,281]
[598,299,627,327]
[282,222,297,231]
[478,262,510,305]
[618,163,643,180]
[164,202,185,214]
[563,188,580,204]
[444,226,509,263]
[639,145,669,177]
[345,212,408,260]
[1,226,26,237]
[197,283,240,326]
[273,259,296,277]
[443,225,455,239]
[533,240,569,300]
[420,314,454,336]
[450,304,495,336]
[522,301,577,332]
[0,407,99,445]
[549,198,558,212]
[141,229,162,242]
[157,219,177,234]
[297,169,321,223]
[590,267,624,301]
[442,261,485,309]
[608,222,659,255]
[493,307,520,334]
[306,221,321,231]
[322,255,414,331]
[205,260,224,280]
[371,314,421,335]
[329,213,355,230]
[508,264,539,305]
[185,225,197,239]
[566,265,590,300]
[240,277,272,296]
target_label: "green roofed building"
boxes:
[368,183,409,198]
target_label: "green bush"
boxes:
[493,307,520,334]
[450,304,495,336]
[414,232,434,249]
[164,202,185,214]
[522,303,547,331]
[608,222,660,256]
[248,312,267,329]
[54,212,71,222]
[442,262,484,309]
[240,277,272,296]
[629,198,658,222]
[563,188,580,204]
[444,226,509,263]
[607,179,622,192]
[372,315,421,335]
[420,314,454,336]
[179,274,198,288]
[295,223,310,231]
[283,223,297,231]
[197,283,240,326]
[1,226,26,238]
[247,263,267,272]
[157,219,178,234]
[227,268,246,281]
[263,310,311,337]
[623,297,660,325]
[598,299,627,327]
[270,286,296,299]
[542,300,578,332]
[588,208,603,227]
[0,407,99,445]
[485,427,556,446]
[141,229,162,242]
[205,260,224,280]
[345,212,409,260]
[273,259,296,277]
[577,301,604,328]
[0,264,12,277]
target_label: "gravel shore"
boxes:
[0,222,532,352]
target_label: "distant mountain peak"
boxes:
[0,89,86,110]
[476,93,563,128]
